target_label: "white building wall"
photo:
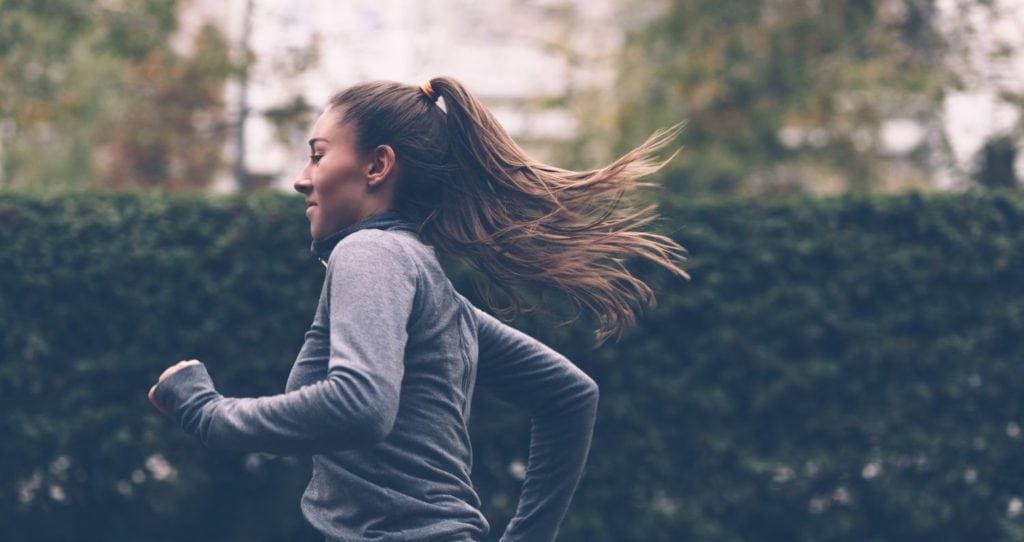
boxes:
[175,0,619,192]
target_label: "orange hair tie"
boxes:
[420,80,438,102]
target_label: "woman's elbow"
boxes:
[323,373,399,446]
[342,395,398,445]
[581,374,600,410]
[360,408,397,444]
[555,368,599,415]
[312,408,394,450]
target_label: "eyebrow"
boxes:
[308,137,329,147]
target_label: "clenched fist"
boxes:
[148,359,201,414]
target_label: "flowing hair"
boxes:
[329,76,689,343]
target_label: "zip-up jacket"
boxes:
[152,212,600,542]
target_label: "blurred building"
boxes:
[176,0,1024,195]
[175,0,618,192]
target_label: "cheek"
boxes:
[312,172,363,221]
[312,161,351,194]
[314,177,348,205]
[310,165,331,190]
[316,164,363,199]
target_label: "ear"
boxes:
[366,144,397,188]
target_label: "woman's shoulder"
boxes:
[328,228,429,271]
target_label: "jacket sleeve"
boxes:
[473,308,600,542]
[152,232,415,455]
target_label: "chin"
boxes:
[308,221,324,239]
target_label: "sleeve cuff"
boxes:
[153,362,219,428]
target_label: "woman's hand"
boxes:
[148,359,201,415]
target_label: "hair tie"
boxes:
[420,80,438,102]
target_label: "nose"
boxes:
[293,171,312,195]
[292,175,311,194]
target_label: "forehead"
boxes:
[309,106,354,143]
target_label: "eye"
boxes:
[309,153,323,165]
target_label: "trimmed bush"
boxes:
[1,190,1023,541]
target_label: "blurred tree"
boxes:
[533,0,621,172]
[263,95,316,150]
[609,0,1006,196]
[974,134,1020,189]
[102,25,234,190]
[0,0,234,190]
[259,29,321,154]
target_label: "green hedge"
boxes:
[2,191,1023,541]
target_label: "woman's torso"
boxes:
[286,227,488,542]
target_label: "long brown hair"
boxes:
[329,77,688,343]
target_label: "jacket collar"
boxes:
[310,211,418,264]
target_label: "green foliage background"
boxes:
[2,191,1023,541]
[0,0,234,190]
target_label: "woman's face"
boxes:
[293,106,377,239]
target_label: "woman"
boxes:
[148,77,688,542]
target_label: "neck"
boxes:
[310,211,416,262]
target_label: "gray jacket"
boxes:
[153,212,599,542]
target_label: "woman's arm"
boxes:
[151,231,416,455]
[473,308,600,542]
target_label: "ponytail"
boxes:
[330,77,688,343]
